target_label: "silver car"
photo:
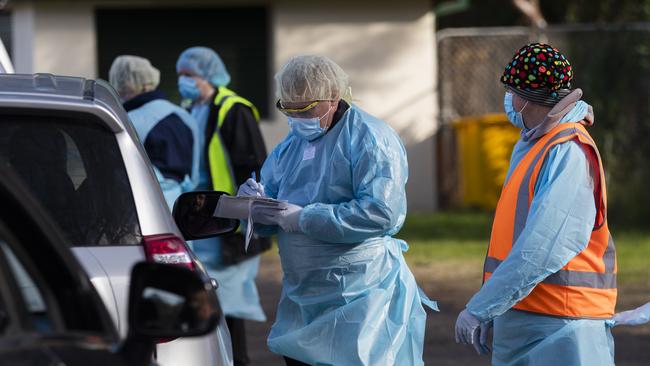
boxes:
[0,73,233,366]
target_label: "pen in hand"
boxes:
[251,171,260,196]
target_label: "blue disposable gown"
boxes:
[256,104,437,365]
[127,98,199,209]
[188,101,266,322]
[466,101,615,365]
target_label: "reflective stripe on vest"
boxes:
[483,122,617,318]
[207,87,260,195]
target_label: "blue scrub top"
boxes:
[190,102,212,190]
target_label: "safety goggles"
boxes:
[276,99,332,116]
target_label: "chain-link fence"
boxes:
[438,27,529,125]
[437,23,650,226]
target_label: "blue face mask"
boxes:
[287,106,333,141]
[178,76,201,101]
[504,92,528,129]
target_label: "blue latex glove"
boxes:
[252,203,303,232]
[455,309,491,355]
[477,321,492,355]
[237,178,265,197]
[608,302,650,327]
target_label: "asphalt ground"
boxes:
[247,253,650,366]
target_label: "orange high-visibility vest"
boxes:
[483,122,617,318]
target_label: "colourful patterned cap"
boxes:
[501,43,573,105]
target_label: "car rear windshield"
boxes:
[0,113,142,246]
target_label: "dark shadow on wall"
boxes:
[95,6,270,118]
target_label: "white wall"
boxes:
[11,2,35,73]
[12,2,97,78]
[270,0,438,211]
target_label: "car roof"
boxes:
[0,73,130,134]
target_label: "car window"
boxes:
[0,114,142,246]
[0,208,113,336]
[0,267,11,336]
[0,239,53,333]
[0,297,7,335]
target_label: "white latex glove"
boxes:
[237,178,265,197]
[610,302,650,327]
[455,309,491,355]
[252,203,303,232]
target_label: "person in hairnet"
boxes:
[237,54,437,366]
[109,55,198,209]
[176,46,269,366]
[455,43,617,365]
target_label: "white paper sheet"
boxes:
[213,195,288,251]
[213,195,286,219]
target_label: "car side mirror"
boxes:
[172,191,239,240]
[127,262,221,339]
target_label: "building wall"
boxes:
[10,2,34,73]
[10,0,439,211]
[12,2,97,78]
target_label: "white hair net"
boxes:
[176,47,231,87]
[275,55,351,103]
[108,55,160,97]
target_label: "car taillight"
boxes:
[143,234,194,345]
[143,234,194,271]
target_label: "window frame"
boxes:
[0,221,65,335]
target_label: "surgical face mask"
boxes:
[178,76,201,101]
[504,92,528,129]
[287,105,334,141]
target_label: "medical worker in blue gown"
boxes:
[176,47,269,366]
[455,43,616,365]
[236,55,437,366]
[111,53,234,366]
[109,55,199,208]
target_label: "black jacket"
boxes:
[205,91,271,264]
[205,100,268,187]
[124,90,193,182]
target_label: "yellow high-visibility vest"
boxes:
[207,87,260,195]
